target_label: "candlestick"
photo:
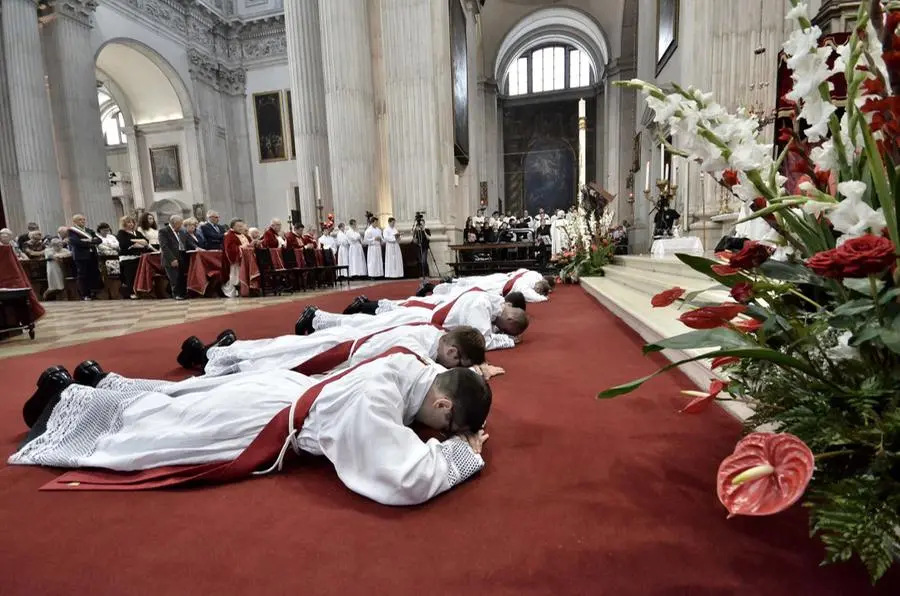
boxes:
[660,146,665,178]
[313,166,322,204]
[644,161,650,191]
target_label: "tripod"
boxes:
[413,225,442,281]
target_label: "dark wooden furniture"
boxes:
[0,288,36,340]
[448,242,536,276]
[254,248,292,297]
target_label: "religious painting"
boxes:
[450,0,470,165]
[656,0,680,75]
[253,91,287,163]
[149,145,183,192]
[192,203,206,222]
[284,90,297,160]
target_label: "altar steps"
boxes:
[580,255,754,421]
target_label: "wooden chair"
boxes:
[254,248,291,297]
[281,248,309,292]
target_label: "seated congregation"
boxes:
[10,268,552,506]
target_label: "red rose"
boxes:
[730,282,754,303]
[651,287,686,308]
[732,318,763,333]
[729,241,774,270]
[679,304,748,329]
[807,235,896,278]
[711,356,740,370]
[722,169,740,188]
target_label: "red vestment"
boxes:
[284,231,302,249]
[261,228,281,249]
[301,233,316,248]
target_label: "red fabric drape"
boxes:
[0,245,45,321]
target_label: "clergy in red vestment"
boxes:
[260,219,285,249]
[284,222,304,249]
[301,229,317,249]
[222,219,249,298]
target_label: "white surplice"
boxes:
[431,269,547,303]
[346,228,367,277]
[205,323,446,377]
[336,230,350,277]
[383,226,404,278]
[9,353,485,506]
[314,291,516,350]
[364,225,384,278]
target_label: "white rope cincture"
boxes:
[253,396,303,476]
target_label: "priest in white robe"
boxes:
[336,223,350,278]
[364,217,384,278]
[428,269,553,304]
[383,217,404,278]
[301,289,527,351]
[11,350,491,506]
[345,219,367,277]
[550,210,570,255]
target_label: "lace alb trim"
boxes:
[439,437,485,487]
[97,372,173,393]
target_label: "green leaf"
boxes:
[878,287,900,305]
[642,328,753,354]
[843,278,882,295]
[598,347,821,398]
[833,299,875,317]
[736,199,804,224]
[878,329,900,354]
[681,285,730,305]
[759,260,822,285]
[674,253,743,288]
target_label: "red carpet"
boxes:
[0,283,897,595]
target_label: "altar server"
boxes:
[12,350,491,506]
[297,289,528,351]
[346,219,367,278]
[364,217,384,278]
[336,223,350,277]
[429,269,554,303]
[383,217,404,278]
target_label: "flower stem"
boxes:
[814,449,854,461]
[869,275,884,324]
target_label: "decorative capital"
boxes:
[187,48,245,94]
[48,0,99,26]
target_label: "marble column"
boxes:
[318,0,378,222]
[122,126,146,210]
[0,9,25,231]
[43,0,114,226]
[480,81,500,210]
[285,0,333,225]
[379,0,443,223]
[368,0,393,220]
[1,0,64,232]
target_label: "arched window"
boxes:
[505,45,594,97]
[97,88,127,146]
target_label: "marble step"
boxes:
[601,264,731,304]
[614,255,713,282]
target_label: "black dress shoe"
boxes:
[343,296,368,315]
[177,336,206,370]
[206,330,237,351]
[295,306,318,335]
[73,360,107,388]
[23,367,73,428]
[415,282,435,297]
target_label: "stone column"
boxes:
[123,126,146,210]
[368,0,393,220]
[318,0,378,222]
[481,81,500,211]
[285,0,332,224]
[0,9,25,231]
[1,0,64,231]
[43,0,115,226]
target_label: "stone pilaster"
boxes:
[0,8,24,231]
[1,0,64,232]
[480,80,500,211]
[123,126,146,210]
[284,0,332,225]
[318,0,378,222]
[368,0,393,220]
[43,0,115,227]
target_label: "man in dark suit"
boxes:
[159,215,187,300]
[67,214,102,300]
[200,210,226,250]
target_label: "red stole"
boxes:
[501,271,528,296]
[400,299,438,310]
[40,347,427,491]
[293,322,439,375]
[284,231,301,249]
[430,288,483,327]
[260,228,281,249]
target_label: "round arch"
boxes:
[494,7,611,90]
[94,38,194,124]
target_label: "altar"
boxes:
[650,236,704,259]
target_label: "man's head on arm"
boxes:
[504,291,527,311]
[495,306,529,337]
[543,275,557,291]
[436,326,486,368]
[533,279,552,296]
[416,368,492,434]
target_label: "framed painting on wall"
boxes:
[149,145,183,192]
[656,0,680,75]
[253,91,288,163]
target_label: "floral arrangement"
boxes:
[601,1,900,582]
[551,197,616,283]
[321,213,335,233]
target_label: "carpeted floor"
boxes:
[0,282,897,596]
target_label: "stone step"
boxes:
[581,275,755,421]
[614,254,713,282]
[601,264,730,304]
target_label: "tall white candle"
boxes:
[664,164,670,181]
[313,166,322,204]
[644,161,650,191]
[660,146,666,178]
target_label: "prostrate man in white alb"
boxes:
[417,269,555,303]
[295,288,529,351]
[174,323,503,380]
[13,350,491,506]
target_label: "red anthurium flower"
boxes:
[729,241,775,270]
[732,318,763,333]
[651,287,686,308]
[730,282,754,304]
[680,379,728,414]
[717,432,815,518]
[712,264,740,276]
[722,169,740,188]
[710,356,740,370]
[714,250,734,261]
[679,304,748,329]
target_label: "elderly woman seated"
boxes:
[0,228,28,261]
[22,231,47,259]
[96,222,120,277]
[43,238,72,299]
[182,218,206,250]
